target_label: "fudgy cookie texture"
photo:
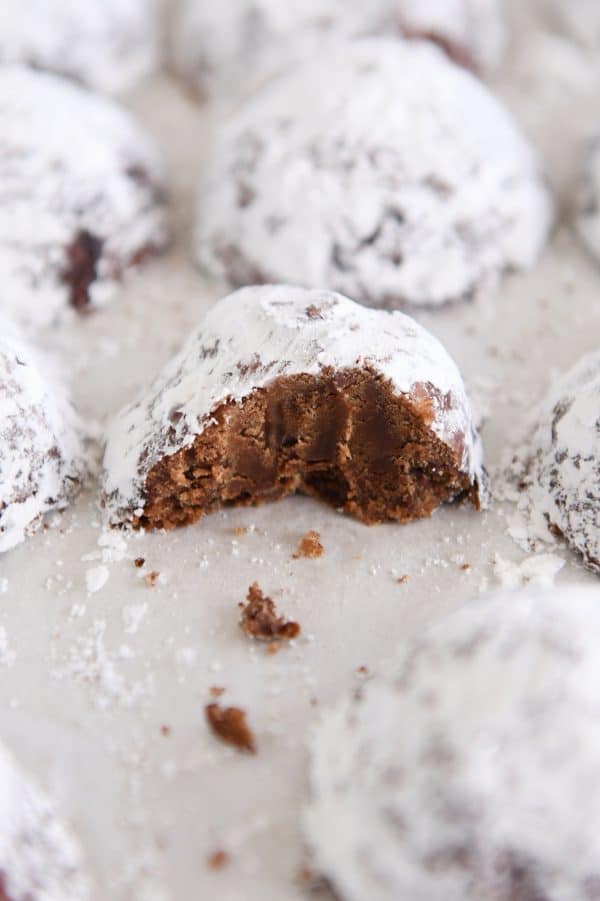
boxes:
[0,66,168,328]
[102,285,484,529]
[0,0,159,94]
[0,326,85,553]
[306,587,600,901]
[195,40,552,309]
[171,0,505,101]
[0,740,89,900]
[576,139,600,263]
[520,351,600,573]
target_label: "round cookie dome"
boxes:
[0,739,89,899]
[523,350,600,573]
[306,587,600,901]
[101,285,484,529]
[0,0,159,95]
[0,66,169,328]
[0,330,85,553]
[171,0,506,101]
[195,39,552,309]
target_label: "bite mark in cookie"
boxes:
[102,286,485,530]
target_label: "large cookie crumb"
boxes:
[205,703,256,753]
[239,583,300,642]
[293,531,324,559]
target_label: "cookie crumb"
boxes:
[205,703,256,753]
[207,849,229,870]
[460,563,471,572]
[233,526,247,536]
[209,685,225,698]
[239,583,300,642]
[134,557,145,568]
[145,570,160,587]
[293,530,324,559]
[356,665,369,676]
[266,642,280,655]
[397,575,409,584]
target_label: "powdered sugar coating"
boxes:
[172,0,506,100]
[523,351,600,573]
[102,285,484,524]
[195,39,552,309]
[0,0,159,94]
[0,66,169,329]
[0,741,89,900]
[576,139,600,263]
[0,329,85,553]
[306,587,600,901]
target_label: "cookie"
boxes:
[171,0,505,101]
[102,285,484,529]
[522,350,600,573]
[0,740,89,900]
[0,328,85,553]
[0,66,169,328]
[0,0,159,94]
[195,39,552,309]
[306,587,600,901]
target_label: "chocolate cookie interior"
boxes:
[138,368,478,529]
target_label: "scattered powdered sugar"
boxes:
[492,551,565,588]
[55,620,152,710]
[102,285,484,524]
[195,39,551,308]
[122,603,148,635]
[0,625,16,667]
[85,565,110,594]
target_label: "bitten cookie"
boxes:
[102,285,484,529]
[171,0,505,101]
[0,66,169,328]
[0,0,159,94]
[0,328,85,553]
[306,587,600,901]
[0,739,89,900]
[521,350,600,573]
[195,39,551,309]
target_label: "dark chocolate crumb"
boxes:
[160,724,171,737]
[293,530,324,559]
[239,583,300,642]
[62,229,104,311]
[134,557,145,568]
[205,703,256,753]
[207,849,229,870]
